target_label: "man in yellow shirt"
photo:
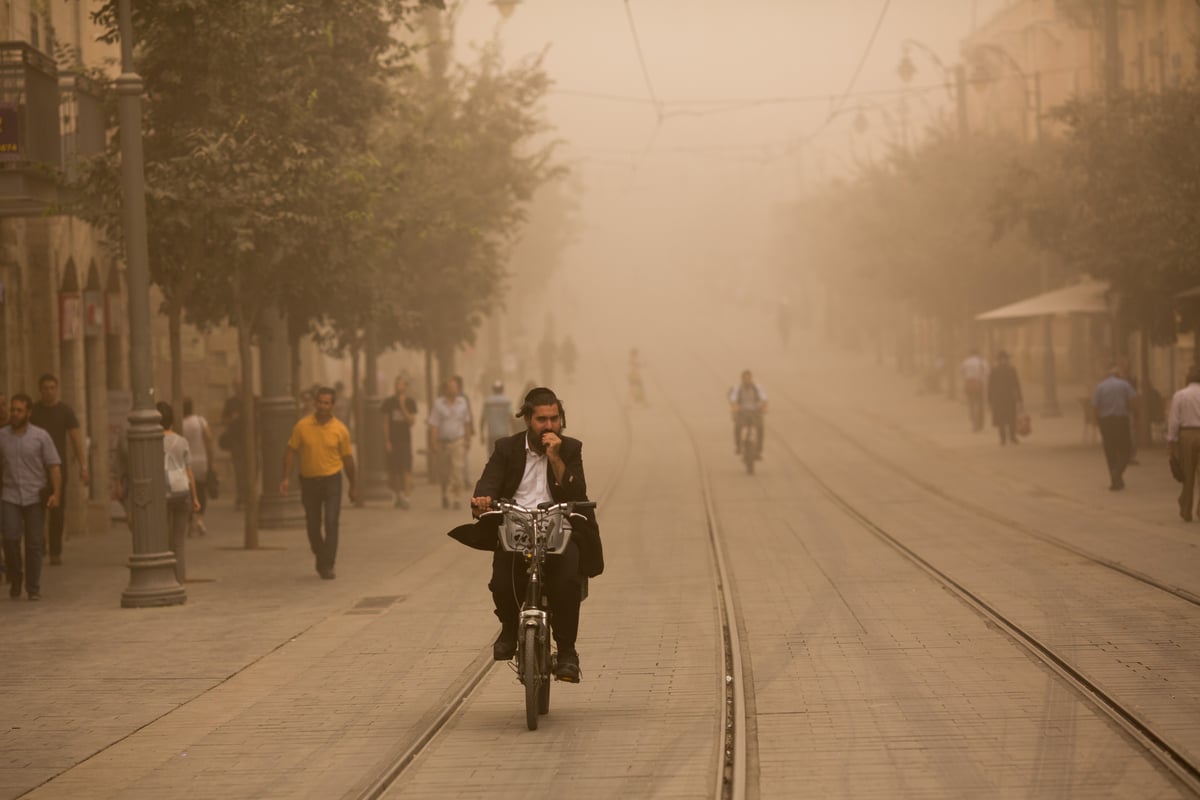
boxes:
[280,386,358,579]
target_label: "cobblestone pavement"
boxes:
[6,309,1198,799]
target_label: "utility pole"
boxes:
[1104,0,1120,102]
[117,0,184,607]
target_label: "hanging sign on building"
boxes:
[59,292,82,341]
[0,106,17,156]
[83,290,104,337]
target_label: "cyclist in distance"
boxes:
[454,387,603,682]
[730,369,768,459]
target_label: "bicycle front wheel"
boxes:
[523,626,540,730]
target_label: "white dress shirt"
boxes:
[1168,383,1200,442]
[513,435,551,508]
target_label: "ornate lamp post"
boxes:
[116,0,185,607]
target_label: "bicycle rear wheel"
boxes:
[523,627,540,730]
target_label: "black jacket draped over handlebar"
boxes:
[446,431,604,578]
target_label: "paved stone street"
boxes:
[3,314,1198,799]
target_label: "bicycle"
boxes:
[481,498,597,730]
[737,410,761,475]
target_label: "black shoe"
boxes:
[554,650,581,682]
[493,635,517,661]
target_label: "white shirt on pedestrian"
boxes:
[512,435,551,509]
[181,414,209,477]
[1168,382,1200,442]
[961,355,989,382]
[428,396,471,441]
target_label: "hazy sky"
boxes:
[452,1,1011,292]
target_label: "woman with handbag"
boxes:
[181,397,215,536]
[159,402,200,584]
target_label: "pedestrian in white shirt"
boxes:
[1168,365,1200,521]
[428,377,473,510]
[960,348,990,432]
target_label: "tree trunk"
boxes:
[235,309,259,550]
[168,294,183,412]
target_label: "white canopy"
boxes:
[975,278,1110,322]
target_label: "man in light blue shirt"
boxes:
[1091,365,1137,491]
[0,393,62,600]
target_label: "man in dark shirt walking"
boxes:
[30,374,87,565]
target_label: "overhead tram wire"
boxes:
[805,0,893,143]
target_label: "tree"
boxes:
[76,0,442,546]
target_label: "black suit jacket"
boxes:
[447,431,604,578]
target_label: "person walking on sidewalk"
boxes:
[987,351,1023,446]
[1092,364,1137,491]
[180,398,215,536]
[0,394,61,600]
[30,374,87,566]
[279,386,358,580]
[1168,365,1200,520]
[961,348,990,432]
[428,377,472,510]
[158,402,200,583]
[381,376,417,509]
[480,380,513,453]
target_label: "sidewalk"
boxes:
[775,340,1187,531]
[0,484,473,799]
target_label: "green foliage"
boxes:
[1051,87,1200,343]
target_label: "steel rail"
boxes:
[770,428,1200,796]
[351,369,635,800]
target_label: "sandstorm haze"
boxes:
[453,0,1004,317]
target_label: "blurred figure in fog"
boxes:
[333,380,352,437]
[960,348,989,432]
[628,348,646,405]
[1092,364,1137,490]
[381,376,417,509]
[220,376,248,509]
[455,374,474,490]
[538,332,557,386]
[730,369,768,459]
[559,335,577,383]
[0,392,9,426]
[1168,365,1200,521]
[181,397,214,537]
[988,351,1022,446]
[428,377,472,510]
[481,380,513,452]
[299,388,315,419]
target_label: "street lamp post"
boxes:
[116,0,185,607]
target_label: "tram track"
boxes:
[766,425,1200,796]
[777,387,1200,609]
[353,361,751,800]
[685,345,1200,795]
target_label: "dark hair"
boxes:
[10,392,32,410]
[182,397,194,417]
[516,386,566,427]
[38,373,58,387]
[316,386,336,402]
[156,400,175,430]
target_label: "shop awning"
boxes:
[975,278,1110,321]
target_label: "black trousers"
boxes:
[1098,415,1132,484]
[490,538,581,651]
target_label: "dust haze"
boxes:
[452,1,1003,378]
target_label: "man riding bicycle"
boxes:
[451,387,603,683]
[730,370,768,459]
